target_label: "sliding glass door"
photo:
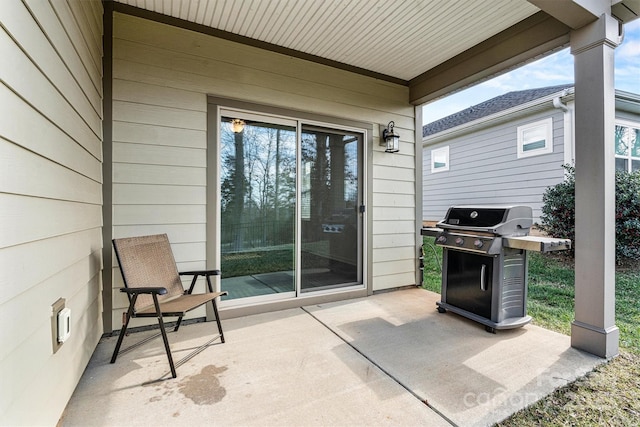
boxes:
[218,110,363,302]
[219,113,297,301]
[300,125,362,292]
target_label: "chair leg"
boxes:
[174,316,184,332]
[205,274,225,343]
[111,294,137,364]
[210,297,225,343]
[153,294,177,378]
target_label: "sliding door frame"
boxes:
[207,96,373,318]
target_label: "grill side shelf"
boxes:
[421,227,443,237]
[503,236,571,252]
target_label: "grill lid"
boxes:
[437,205,533,236]
[442,207,508,228]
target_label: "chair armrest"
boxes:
[179,270,221,295]
[119,287,168,295]
[179,269,221,277]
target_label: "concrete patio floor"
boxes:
[59,288,603,427]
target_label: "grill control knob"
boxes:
[436,235,447,244]
[474,239,484,249]
[455,237,464,246]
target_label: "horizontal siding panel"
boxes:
[0,29,101,160]
[113,121,206,149]
[113,205,206,225]
[372,220,418,235]
[113,79,206,112]
[0,228,102,306]
[0,319,57,420]
[372,207,415,221]
[450,151,564,171]
[373,272,416,290]
[11,0,102,125]
[373,165,415,182]
[0,250,100,363]
[428,195,545,207]
[425,179,562,197]
[113,163,206,186]
[113,100,207,130]
[112,141,206,167]
[373,246,417,263]
[0,194,102,248]
[372,179,415,195]
[0,272,101,425]
[373,233,416,249]
[113,57,414,130]
[0,84,102,182]
[68,0,102,58]
[171,241,206,264]
[23,0,102,126]
[426,167,563,188]
[372,193,415,208]
[373,150,416,169]
[49,0,102,90]
[372,259,415,277]
[112,184,205,205]
[113,224,206,243]
[0,140,101,204]
[24,0,102,108]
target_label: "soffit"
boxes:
[113,0,540,82]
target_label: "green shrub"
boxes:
[616,171,640,261]
[539,165,576,255]
[540,164,640,264]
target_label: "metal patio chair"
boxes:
[111,234,227,378]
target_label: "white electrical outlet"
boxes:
[57,307,71,343]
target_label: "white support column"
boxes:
[570,14,621,358]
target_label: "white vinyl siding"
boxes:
[0,1,103,425]
[423,112,565,223]
[111,12,415,325]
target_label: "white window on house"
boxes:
[615,122,640,173]
[431,146,449,173]
[517,118,553,158]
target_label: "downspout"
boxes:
[552,95,569,112]
[553,91,574,167]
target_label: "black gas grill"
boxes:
[422,205,571,332]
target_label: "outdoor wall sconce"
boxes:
[231,119,246,133]
[380,121,399,153]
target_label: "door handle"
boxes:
[480,264,487,291]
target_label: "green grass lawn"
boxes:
[422,238,640,426]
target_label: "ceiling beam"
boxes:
[611,0,640,23]
[409,12,571,106]
[528,0,607,29]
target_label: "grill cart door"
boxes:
[443,251,493,319]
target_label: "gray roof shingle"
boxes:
[423,83,574,137]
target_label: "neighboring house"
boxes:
[1,0,636,425]
[422,84,640,223]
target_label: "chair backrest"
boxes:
[113,234,185,312]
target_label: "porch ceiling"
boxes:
[114,0,540,82]
[112,0,639,104]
